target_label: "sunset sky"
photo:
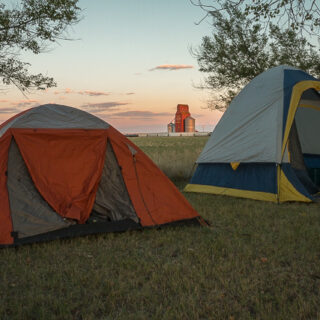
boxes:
[0,0,222,133]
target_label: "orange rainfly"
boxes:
[0,104,203,247]
[0,133,14,245]
[108,127,198,226]
[12,129,108,223]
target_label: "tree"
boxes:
[0,0,81,92]
[191,3,320,111]
[191,0,320,39]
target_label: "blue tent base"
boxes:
[190,163,277,194]
[187,162,315,203]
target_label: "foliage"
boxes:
[192,3,320,110]
[0,0,81,92]
[1,136,320,319]
[191,0,320,38]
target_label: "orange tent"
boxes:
[0,104,202,246]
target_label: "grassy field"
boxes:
[130,136,209,179]
[1,137,320,319]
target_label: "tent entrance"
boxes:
[7,138,139,239]
[292,88,320,191]
[7,139,72,239]
[89,141,139,224]
[288,119,319,195]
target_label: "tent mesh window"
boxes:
[288,120,319,195]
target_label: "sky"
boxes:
[0,0,223,133]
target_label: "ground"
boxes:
[0,137,319,319]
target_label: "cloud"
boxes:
[0,107,20,114]
[0,99,40,114]
[65,88,73,94]
[109,110,172,119]
[191,113,205,118]
[11,99,40,109]
[54,88,111,96]
[78,90,111,96]
[150,64,194,71]
[80,102,129,113]
[54,88,73,95]
[126,92,135,95]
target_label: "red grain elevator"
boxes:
[175,104,190,132]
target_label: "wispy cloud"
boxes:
[0,107,20,114]
[54,89,110,96]
[192,113,204,118]
[80,102,129,114]
[11,99,40,109]
[126,92,135,95]
[109,110,172,119]
[64,88,73,94]
[54,88,73,95]
[78,90,111,96]
[0,99,40,114]
[150,64,194,71]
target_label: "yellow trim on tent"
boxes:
[184,184,278,202]
[230,162,240,170]
[278,169,312,203]
[282,80,320,158]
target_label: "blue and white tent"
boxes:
[185,65,320,202]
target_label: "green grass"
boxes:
[130,136,209,179]
[1,137,320,319]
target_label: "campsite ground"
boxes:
[1,137,320,319]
